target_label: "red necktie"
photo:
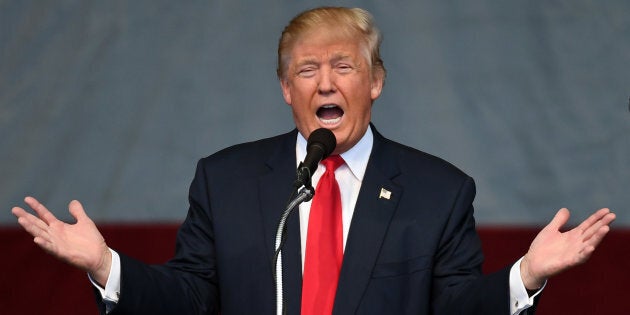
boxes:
[301,155,345,315]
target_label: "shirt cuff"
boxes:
[88,248,121,311]
[509,257,546,315]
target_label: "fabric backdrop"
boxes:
[1,1,628,224]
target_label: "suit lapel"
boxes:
[256,127,402,314]
[257,130,303,315]
[333,130,402,315]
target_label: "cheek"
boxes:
[358,105,372,124]
[287,82,315,104]
[290,103,314,128]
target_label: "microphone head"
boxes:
[307,128,336,159]
[294,128,337,188]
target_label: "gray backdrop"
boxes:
[1,1,628,226]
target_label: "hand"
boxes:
[12,196,112,286]
[520,207,616,290]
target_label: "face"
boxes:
[280,30,384,154]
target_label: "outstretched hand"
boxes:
[520,207,616,290]
[12,196,111,286]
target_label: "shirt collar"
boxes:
[296,126,373,181]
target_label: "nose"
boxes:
[317,68,336,94]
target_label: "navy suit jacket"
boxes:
[104,126,521,314]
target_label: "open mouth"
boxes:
[316,104,344,125]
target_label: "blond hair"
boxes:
[277,7,386,81]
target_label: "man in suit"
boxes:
[12,7,615,315]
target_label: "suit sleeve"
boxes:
[431,177,513,314]
[103,159,220,315]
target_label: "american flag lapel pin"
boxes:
[379,188,391,200]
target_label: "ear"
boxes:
[280,79,292,105]
[370,69,384,100]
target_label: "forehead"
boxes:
[289,30,364,62]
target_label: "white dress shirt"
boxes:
[296,126,373,271]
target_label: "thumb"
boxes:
[546,208,570,231]
[68,200,89,222]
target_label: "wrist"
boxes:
[90,247,112,287]
[520,255,545,290]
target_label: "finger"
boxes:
[68,200,89,222]
[581,212,616,241]
[576,245,597,264]
[16,212,50,241]
[576,208,611,233]
[575,227,610,265]
[24,196,58,226]
[22,213,50,234]
[583,214,615,247]
[14,205,53,240]
[12,206,35,226]
[604,211,616,224]
[546,208,570,231]
[11,206,27,218]
[576,209,614,242]
[33,235,56,254]
[13,206,45,229]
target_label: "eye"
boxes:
[297,66,317,78]
[335,63,353,74]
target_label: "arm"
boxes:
[430,177,616,314]
[109,159,219,314]
[12,160,221,314]
[431,177,512,314]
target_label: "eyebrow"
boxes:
[295,58,319,67]
[295,53,354,67]
[330,53,352,64]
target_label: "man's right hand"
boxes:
[12,196,112,286]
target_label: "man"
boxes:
[12,7,615,315]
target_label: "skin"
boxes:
[11,28,617,292]
[280,30,384,155]
[520,207,615,289]
[12,197,111,286]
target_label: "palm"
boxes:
[12,197,109,274]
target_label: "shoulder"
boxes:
[374,130,471,183]
[196,129,296,172]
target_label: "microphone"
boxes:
[294,128,336,188]
[276,128,334,315]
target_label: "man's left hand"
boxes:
[520,207,616,290]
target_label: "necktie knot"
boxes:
[322,155,345,173]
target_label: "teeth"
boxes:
[319,116,342,125]
[317,104,342,125]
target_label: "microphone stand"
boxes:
[273,171,314,315]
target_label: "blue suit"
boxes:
[103,126,520,314]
